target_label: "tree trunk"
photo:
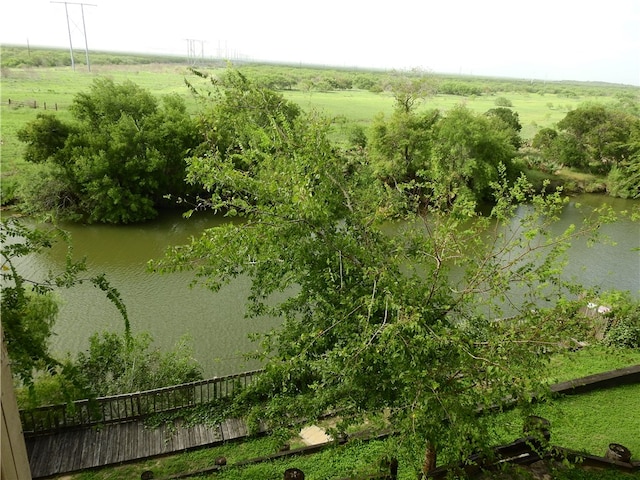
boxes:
[422,441,437,477]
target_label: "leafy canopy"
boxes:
[16,78,200,223]
[153,69,616,474]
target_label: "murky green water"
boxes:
[13,194,640,377]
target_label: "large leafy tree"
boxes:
[429,105,517,204]
[553,103,639,173]
[484,107,523,149]
[16,79,200,223]
[153,71,613,476]
[606,122,640,198]
[368,108,440,186]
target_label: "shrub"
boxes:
[601,295,640,348]
[605,312,640,348]
[494,96,513,107]
[72,331,203,397]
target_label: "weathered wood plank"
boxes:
[172,421,185,452]
[48,434,65,476]
[99,424,117,466]
[181,423,194,450]
[220,419,231,440]
[78,428,97,470]
[26,416,249,478]
[29,434,54,477]
[66,428,87,472]
[123,422,138,462]
[128,422,139,462]
[137,421,148,460]
[90,427,103,469]
[159,423,173,456]
[115,423,130,463]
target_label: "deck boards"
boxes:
[25,418,247,478]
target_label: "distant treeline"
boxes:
[2,45,637,98]
[0,45,189,68]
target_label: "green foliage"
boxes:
[429,105,517,202]
[14,162,83,220]
[0,45,189,68]
[15,78,200,223]
[494,96,513,107]
[532,127,559,151]
[187,68,301,178]
[603,300,640,348]
[152,69,617,472]
[368,108,440,185]
[438,80,483,96]
[68,331,202,397]
[530,104,640,184]
[607,156,640,199]
[606,122,640,198]
[16,330,203,407]
[384,71,437,113]
[485,107,523,149]
[556,103,640,173]
[16,113,74,164]
[368,103,519,204]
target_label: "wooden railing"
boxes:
[19,369,263,435]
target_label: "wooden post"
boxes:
[2,329,33,479]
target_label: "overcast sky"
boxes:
[2,0,639,85]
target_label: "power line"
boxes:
[51,1,97,72]
[185,38,205,66]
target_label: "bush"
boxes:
[72,331,203,397]
[602,296,640,348]
[605,314,640,348]
[494,96,513,107]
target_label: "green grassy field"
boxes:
[1,62,628,175]
[283,88,618,140]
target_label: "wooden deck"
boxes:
[25,417,251,479]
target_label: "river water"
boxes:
[14,194,640,377]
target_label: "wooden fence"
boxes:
[3,99,61,110]
[19,369,262,436]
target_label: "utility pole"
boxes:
[186,38,205,65]
[52,1,97,72]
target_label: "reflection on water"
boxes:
[11,195,640,377]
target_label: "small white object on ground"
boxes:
[299,425,332,445]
